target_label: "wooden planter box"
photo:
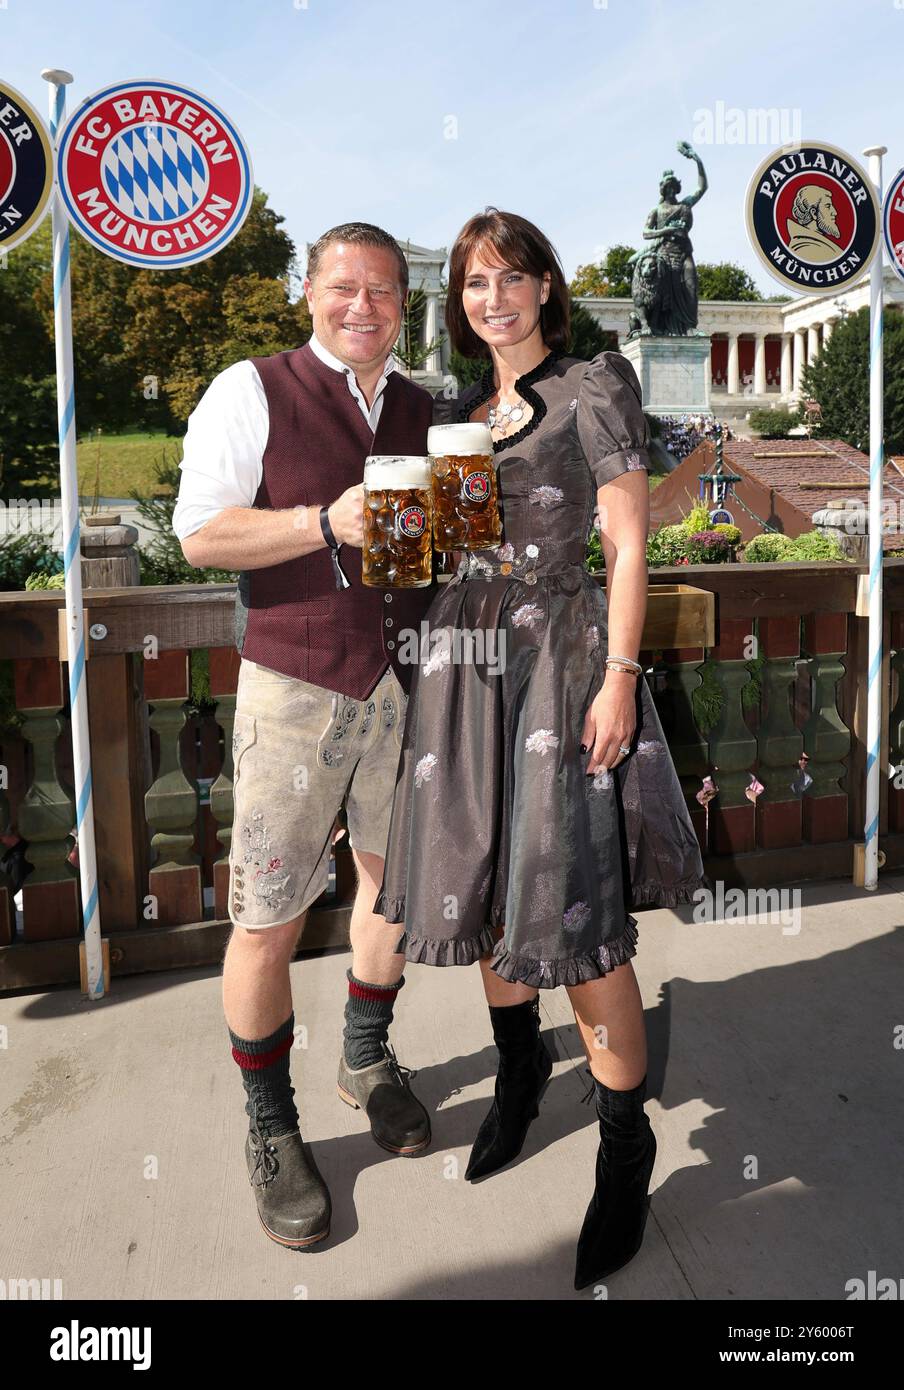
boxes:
[640,583,715,650]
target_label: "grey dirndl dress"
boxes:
[373,349,706,989]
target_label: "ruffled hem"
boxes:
[395,921,500,967]
[629,877,710,908]
[489,915,639,989]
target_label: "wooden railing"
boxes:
[2,559,903,990]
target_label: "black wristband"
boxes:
[319,505,351,590]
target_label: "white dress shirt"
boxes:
[171,333,399,542]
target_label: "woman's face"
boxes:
[461,246,550,351]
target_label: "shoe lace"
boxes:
[248,1125,279,1187]
[381,1041,416,1089]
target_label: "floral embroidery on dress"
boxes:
[496,542,515,561]
[423,631,453,676]
[586,624,600,650]
[529,485,564,508]
[568,397,578,412]
[241,808,296,914]
[625,451,645,471]
[592,767,613,790]
[525,728,559,756]
[415,752,438,788]
[562,901,591,932]
[512,602,544,628]
[636,739,663,754]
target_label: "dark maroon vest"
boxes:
[235,342,436,698]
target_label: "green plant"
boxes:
[713,523,741,545]
[742,532,795,563]
[681,502,712,535]
[787,530,845,561]
[646,523,688,567]
[25,570,66,590]
[748,406,800,438]
[130,448,237,586]
[0,533,63,591]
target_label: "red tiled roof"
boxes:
[719,438,904,550]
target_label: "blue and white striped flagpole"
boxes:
[42,68,105,996]
[863,144,887,893]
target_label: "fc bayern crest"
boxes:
[0,82,54,253]
[745,142,879,295]
[56,80,253,268]
[882,168,904,284]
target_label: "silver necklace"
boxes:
[487,392,528,433]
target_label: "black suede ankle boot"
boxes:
[465,996,553,1182]
[574,1072,657,1290]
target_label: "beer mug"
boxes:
[428,422,502,551]
[362,455,433,589]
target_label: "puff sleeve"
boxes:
[575,350,652,488]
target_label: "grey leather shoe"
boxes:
[245,1126,331,1249]
[337,1042,431,1156]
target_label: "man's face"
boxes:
[304,242,405,371]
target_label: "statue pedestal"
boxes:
[621,334,712,415]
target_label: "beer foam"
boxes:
[427,423,493,456]
[364,456,432,490]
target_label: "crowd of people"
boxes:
[654,413,734,463]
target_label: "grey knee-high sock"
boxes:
[343,970,404,1069]
[228,1012,299,1139]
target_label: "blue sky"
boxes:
[5,0,903,293]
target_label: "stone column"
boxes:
[727,333,740,395]
[754,333,767,396]
[822,317,834,345]
[793,329,806,394]
[425,292,440,374]
[781,332,793,396]
[807,323,820,362]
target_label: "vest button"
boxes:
[384,593,393,603]
[386,640,395,651]
[385,617,393,628]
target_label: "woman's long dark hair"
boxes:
[444,207,571,361]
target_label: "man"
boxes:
[173,223,436,1250]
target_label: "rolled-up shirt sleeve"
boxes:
[172,360,270,542]
[575,350,653,489]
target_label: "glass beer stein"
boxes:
[362,455,434,589]
[427,422,502,551]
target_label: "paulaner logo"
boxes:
[49,1321,151,1370]
[745,141,880,293]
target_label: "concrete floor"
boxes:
[1,877,902,1301]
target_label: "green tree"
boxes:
[801,305,904,454]
[0,223,57,485]
[28,186,303,437]
[567,300,610,360]
[696,262,763,301]
[571,245,636,298]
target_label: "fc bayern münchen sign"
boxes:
[56,79,253,268]
[745,141,880,295]
[0,81,54,252]
[882,167,904,284]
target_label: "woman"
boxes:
[374,209,706,1290]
